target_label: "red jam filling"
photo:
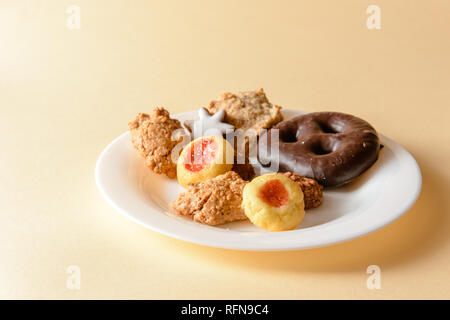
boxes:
[184,138,218,172]
[258,179,289,208]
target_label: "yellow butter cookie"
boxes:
[242,173,305,231]
[177,136,234,188]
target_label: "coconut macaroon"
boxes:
[177,136,234,188]
[128,108,183,179]
[242,173,305,231]
[171,171,248,225]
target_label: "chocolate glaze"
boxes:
[258,112,381,187]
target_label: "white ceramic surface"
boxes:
[95,110,422,251]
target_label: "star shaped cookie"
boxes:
[184,108,234,139]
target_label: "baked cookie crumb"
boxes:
[171,171,248,225]
[206,88,283,135]
[128,108,182,178]
[283,172,323,210]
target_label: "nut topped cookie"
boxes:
[282,172,323,210]
[128,108,183,178]
[205,88,283,134]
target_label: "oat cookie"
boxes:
[171,171,248,225]
[205,88,283,134]
[283,172,323,210]
[128,108,183,178]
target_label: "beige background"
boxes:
[1,0,449,299]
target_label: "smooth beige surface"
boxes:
[1,0,449,299]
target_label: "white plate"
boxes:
[95,110,422,251]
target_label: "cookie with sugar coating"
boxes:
[242,173,305,231]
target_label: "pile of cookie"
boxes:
[129,89,381,231]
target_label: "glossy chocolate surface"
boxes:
[258,112,381,187]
